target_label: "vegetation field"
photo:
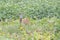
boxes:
[0,17,60,40]
[0,0,60,40]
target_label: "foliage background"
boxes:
[0,0,60,21]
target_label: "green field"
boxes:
[0,0,60,40]
[0,17,60,40]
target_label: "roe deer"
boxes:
[22,18,30,25]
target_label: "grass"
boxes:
[0,17,60,40]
